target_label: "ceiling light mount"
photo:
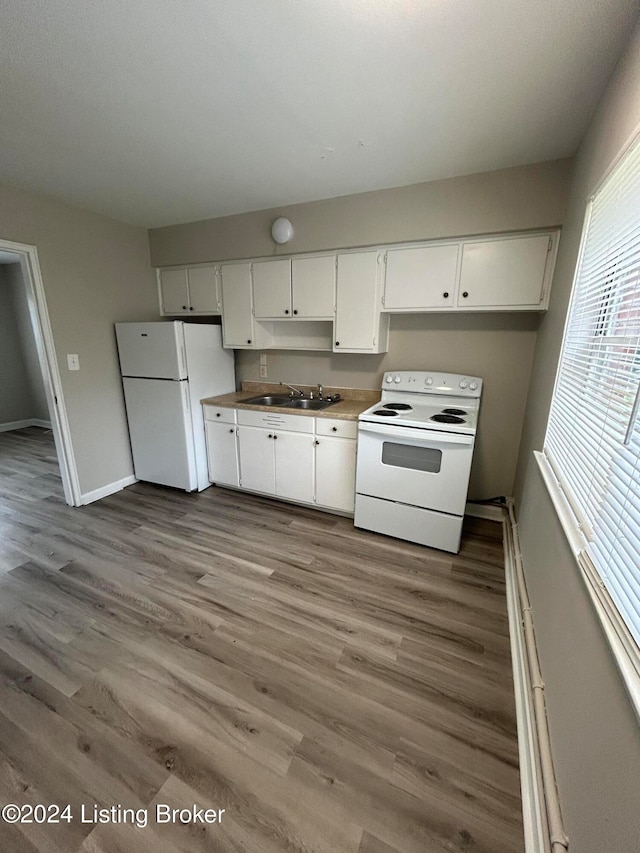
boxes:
[271,217,294,244]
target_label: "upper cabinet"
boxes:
[156,228,560,351]
[335,251,389,353]
[382,230,559,313]
[384,243,459,310]
[253,255,335,319]
[159,266,220,315]
[291,255,335,318]
[457,234,556,309]
[220,262,256,348]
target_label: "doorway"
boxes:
[0,239,79,505]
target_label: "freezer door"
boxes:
[116,322,187,379]
[122,377,197,491]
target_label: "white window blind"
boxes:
[544,136,640,649]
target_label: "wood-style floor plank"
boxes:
[0,427,523,852]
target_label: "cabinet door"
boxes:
[384,244,458,310]
[205,421,239,487]
[188,266,220,314]
[458,235,551,308]
[315,437,356,512]
[292,255,336,318]
[253,259,292,319]
[159,268,190,314]
[335,251,380,351]
[237,426,275,493]
[220,263,255,347]
[274,431,315,504]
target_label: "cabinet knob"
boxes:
[314,440,320,445]
[273,434,278,440]
[293,309,298,315]
[189,306,194,311]
[216,412,221,417]
[229,427,234,433]
[335,341,340,346]
[268,433,273,438]
[182,305,187,310]
[443,291,449,298]
[462,291,469,298]
[332,426,337,431]
[247,339,252,344]
[284,309,289,314]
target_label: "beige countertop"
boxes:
[202,381,378,421]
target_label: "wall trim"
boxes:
[0,418,52,433]
[465,501,504,521]
[80,475,137,506]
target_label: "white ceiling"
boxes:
[0,0,637,228]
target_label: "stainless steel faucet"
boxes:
[317,383,323,399]
[280,382,305,398]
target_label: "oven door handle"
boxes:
[358,423,474,445]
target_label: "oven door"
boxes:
[356,422,475,516]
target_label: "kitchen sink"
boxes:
[239,395,292,406]
[284,398,335,410]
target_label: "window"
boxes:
[543,135,640,655]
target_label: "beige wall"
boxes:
[0,182,159,496]
[149,159,571,267]
[150,158,572,497]
[514,19,640,853]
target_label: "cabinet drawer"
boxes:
[315,418,357,439]
[203,406,236,424]
[237,409,314,433]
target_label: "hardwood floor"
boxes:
[0,427,523,852]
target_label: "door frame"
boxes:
[0,238,81,505]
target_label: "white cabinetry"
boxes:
[252,259,292,319]
[315,418,357,512]
[159,266,220,315]
[384,244,459,310]
[335,251,389,353]
[203,407,239,487]
[208,407,357,514]
[237,410,315,504]
[291,255,335,318]
[458,233,556,309]
[220,263,256,348]
[253,255,335,320]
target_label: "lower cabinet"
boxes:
[237,425,315,504]
[315,436,356,512]
[206,407,357,514]
[204,416,239,488]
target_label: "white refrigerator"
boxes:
[115,321,235,492]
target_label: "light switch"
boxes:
[259,352,268,366]
[67,354,80,371]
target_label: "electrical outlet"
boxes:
[67,354,80,371]
[259,364,268,379]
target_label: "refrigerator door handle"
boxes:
[180,344,188,377]
[183,382,190,413]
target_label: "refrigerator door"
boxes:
[122,377,197,491]
[116,322,187,380]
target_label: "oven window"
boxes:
[381,441,442,473]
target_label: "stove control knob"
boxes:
[459,379,468,389]
[469,381,478,391]
[424,376,433,386]
[385,374,393,383]
[394,374,402,384]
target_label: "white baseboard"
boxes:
[0,418,52,433]
[465,501,505,522]
[80,475,138,505]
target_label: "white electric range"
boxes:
[354,370,483,553]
